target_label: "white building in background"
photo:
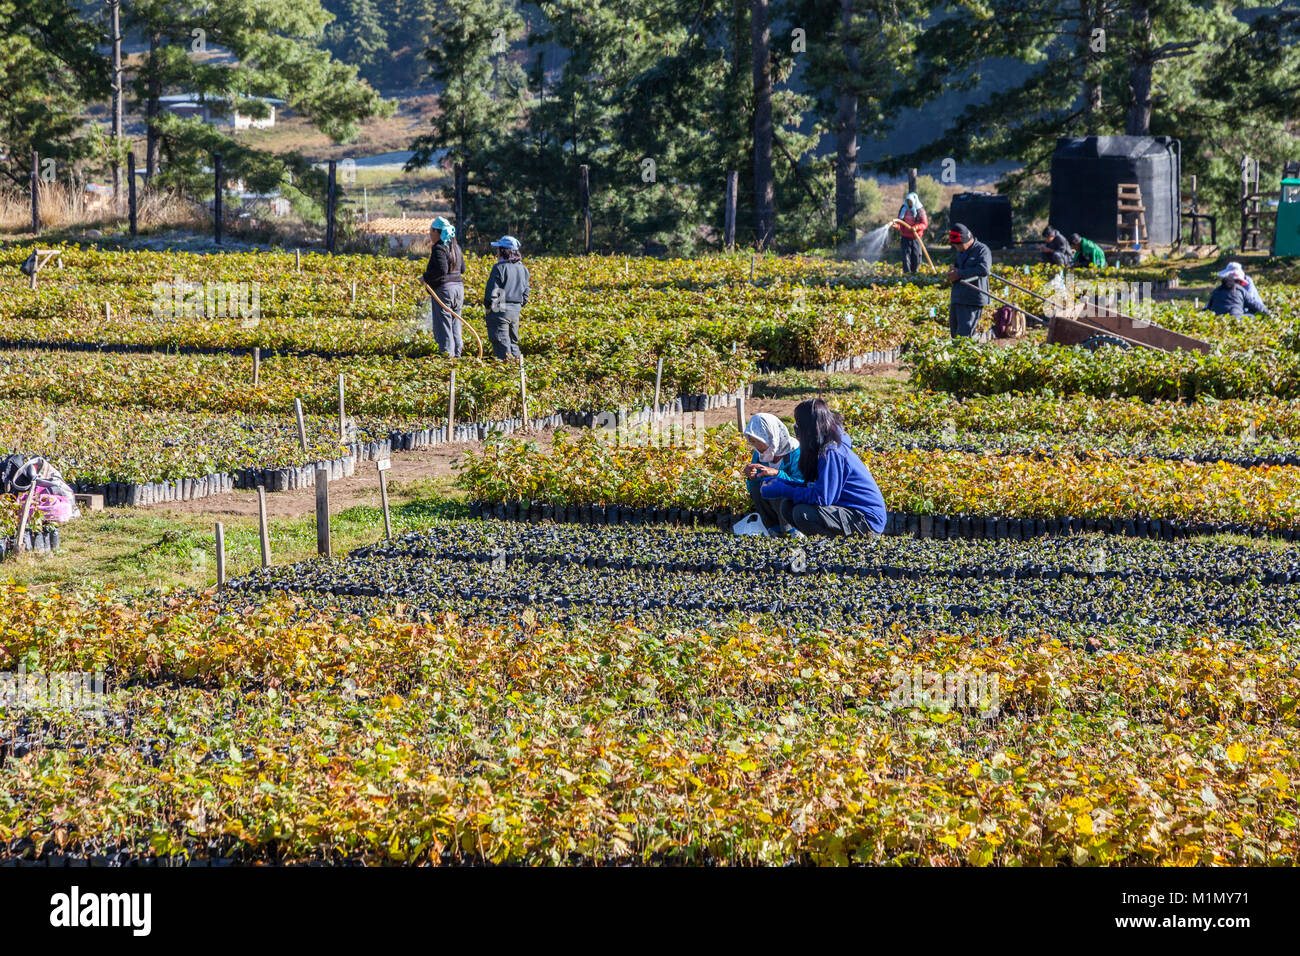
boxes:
[159,94,284,130]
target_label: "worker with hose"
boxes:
[483,235,530,359]
[890,192,929,275]
[421,216,464,356]
[945,223,991,338]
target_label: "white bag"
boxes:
[732,513,770,536]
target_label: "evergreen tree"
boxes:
[0,1,107,188]
[125,0,389,205]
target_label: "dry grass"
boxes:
[0,182,209,235]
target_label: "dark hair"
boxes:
[793,398,843,482]
[1042,226,1055,237]
[1068,233,1081,246]
[498,247,523,263]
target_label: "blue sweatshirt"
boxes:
[760,434,888,533]
[746,446,804,500]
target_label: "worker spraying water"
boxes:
[890,192,930,274]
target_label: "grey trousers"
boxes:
[949,302,983,338]
[431,284,464,357]
[487,308,522,359]
[778,497,877,538]
[901,238,923,274]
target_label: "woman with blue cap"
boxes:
[422,216,464,356]
[483,235,530,359]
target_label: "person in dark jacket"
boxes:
[759,399,887,538]
[1208,262,1269,316]
[945,223,991,338]
[422,217,465,356]
[1069,233,1107,269]
[483,235,529,360]
[1040,226,1072,266]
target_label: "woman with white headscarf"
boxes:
[891,192,928,275]
[734,412,805,536]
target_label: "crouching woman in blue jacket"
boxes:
[760,398,887,538]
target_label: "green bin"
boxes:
[1274,177,1300,257]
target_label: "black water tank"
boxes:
[948,193,1013,249]
[1050,136,1180,246]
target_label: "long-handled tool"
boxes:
[957,278,1047,325]
[889,218,938,274]
[419,278,484,359]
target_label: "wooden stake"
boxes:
[337,373,346,441]
[14,482,37,555]
[214,521,226,587]
[377,458,392,540]
[315,468,331,557]
[105,302,112,321]
[294,398,308,452]
[390,284,395,307]
[213,152,223,245]
[350,280,357,305]
[653,356,663,420]
[448,368,457,435]
[750,254,756,283]
[127,150,137,235]
[736,390,746,433]
[252,347,260,386]
[257,486,270,568]
[295,248,301,272]
[518,355,528,430]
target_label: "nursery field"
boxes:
[3,245,1300,867]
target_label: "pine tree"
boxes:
[125,0,389,199]
[0,1,107,188]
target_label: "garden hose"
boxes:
[889,218,938,274]
[419,279,485,360]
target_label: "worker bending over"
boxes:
[1206,262,1269,317]
[734,413,805,537]
[1069,232,1107,269]
[483,236,530,359]
[891,192,929,274]
[1040,226,1072,266]
[945,223,991,338]
[759,399,887,538]
[422,216,465,356]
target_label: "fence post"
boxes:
[519,356,529,430]
[338,373,346,441]
[213,152,223,244]
[30,150,39,235]
[295,398,308,452]
[127,150,138,235]
[448,368,457,437]
[214,521,226,587]
[454,162,465,235]
[315,468,331,558]
[579,164,591,254]
[326,159,337,254]
[252,347,260,386]
[724,170,738,251]
[257,486,270,568]
[377,458,392,540]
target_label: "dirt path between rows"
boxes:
[148,394,812,520]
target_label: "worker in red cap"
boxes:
[945,223,991,338]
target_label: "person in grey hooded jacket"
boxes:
[483,235,530,359]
